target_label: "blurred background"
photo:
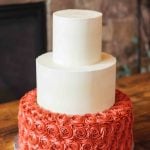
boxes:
[0,0,149,102]
[49,0,150,76]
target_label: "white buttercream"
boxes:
[36,9,116,115]
[53,9,102,66]
[36,52,116,115]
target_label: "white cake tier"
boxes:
[36,52,116,115]
[53,9,102,66]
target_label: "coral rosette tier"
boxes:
[18,89,133,150]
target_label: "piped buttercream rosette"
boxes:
[18,89,133,150]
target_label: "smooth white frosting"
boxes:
[53,9,102,66]
[36,9,116,115]
[36,52,116,114]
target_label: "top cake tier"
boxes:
[53,9,102,67]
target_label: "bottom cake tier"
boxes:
[18,89,133,150]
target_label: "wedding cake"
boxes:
[18,9,133,150]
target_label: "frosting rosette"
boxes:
[46,123,59,138]
[65,140,80,150]
[59,125,73,139]
[89,124,100,139]
[18,89,133,150]
[81,140,93,150]
[74,125,87,140]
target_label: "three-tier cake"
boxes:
[18,9,133,150]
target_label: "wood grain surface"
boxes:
[117,73,150,150]
[0,73,150,150]
[0,100,18,150]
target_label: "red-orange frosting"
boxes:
[18,89,133,150]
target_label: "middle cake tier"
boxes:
[36,52,116,115]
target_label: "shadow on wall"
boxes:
[0,2,47,102]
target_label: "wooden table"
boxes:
[0,73,150,150]
[117,73,150,150]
